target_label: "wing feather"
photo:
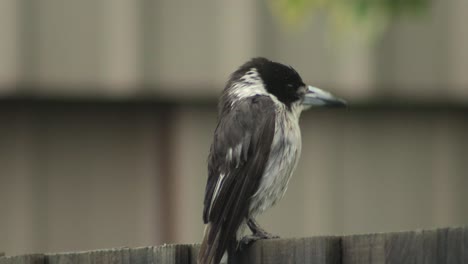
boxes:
[199,95,276,264]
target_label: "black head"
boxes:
[233,57,306,108]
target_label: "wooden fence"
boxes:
[1,227,467,264]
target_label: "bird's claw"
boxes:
[255,230,280,240]
[239,235,260,251]
[239,232,280,251]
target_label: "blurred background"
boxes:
[1,0,468,256]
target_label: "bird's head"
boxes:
[224,57,346,112]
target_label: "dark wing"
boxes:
[199,95,276,264]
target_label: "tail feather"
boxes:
[198,223,229,264]
[199,144,268,263]
[198,169,259,263]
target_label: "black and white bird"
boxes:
[198,57,346,264]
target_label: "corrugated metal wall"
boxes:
[0,0,467,256]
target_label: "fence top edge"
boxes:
[1,225,465,259]
[340,225,467,239]
[0,253,45,260]
[46,246,159,257]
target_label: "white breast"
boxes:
[249,102,302,216]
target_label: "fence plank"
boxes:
[231,236,341,264]
[0,227,466,264]
[0,254,44,264]
[446,227,468,263]
[47,252,88,264]
[153,244,191,264]
[48,248,132,264]
[342,227,468,264]
[189,244,200,264]
[129,247,154,263]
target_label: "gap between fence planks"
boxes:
[1,227,467,264]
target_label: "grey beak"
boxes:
[302,85,347,107]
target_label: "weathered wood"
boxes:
[47,247,133,264]
[0,254,44,264]
[0,227,466,264]
[46,245,195,264]
[189,244,201,264]
[154,244,191,264]
[342,227,468,264]
[231,236,341,264]
[129,247,153,264]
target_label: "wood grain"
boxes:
[0,227,466,263]
[231,236,341,264]
[342,227,468,264]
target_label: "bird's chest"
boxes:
[249,110,302,215]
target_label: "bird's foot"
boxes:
[239,234,262,251]
[247,218,280,239]
[254,229,280,240]
[238,232,280,251]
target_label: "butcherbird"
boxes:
[198,57,346,264]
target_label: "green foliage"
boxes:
[269,0,431,38]
[351,0,430,18]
